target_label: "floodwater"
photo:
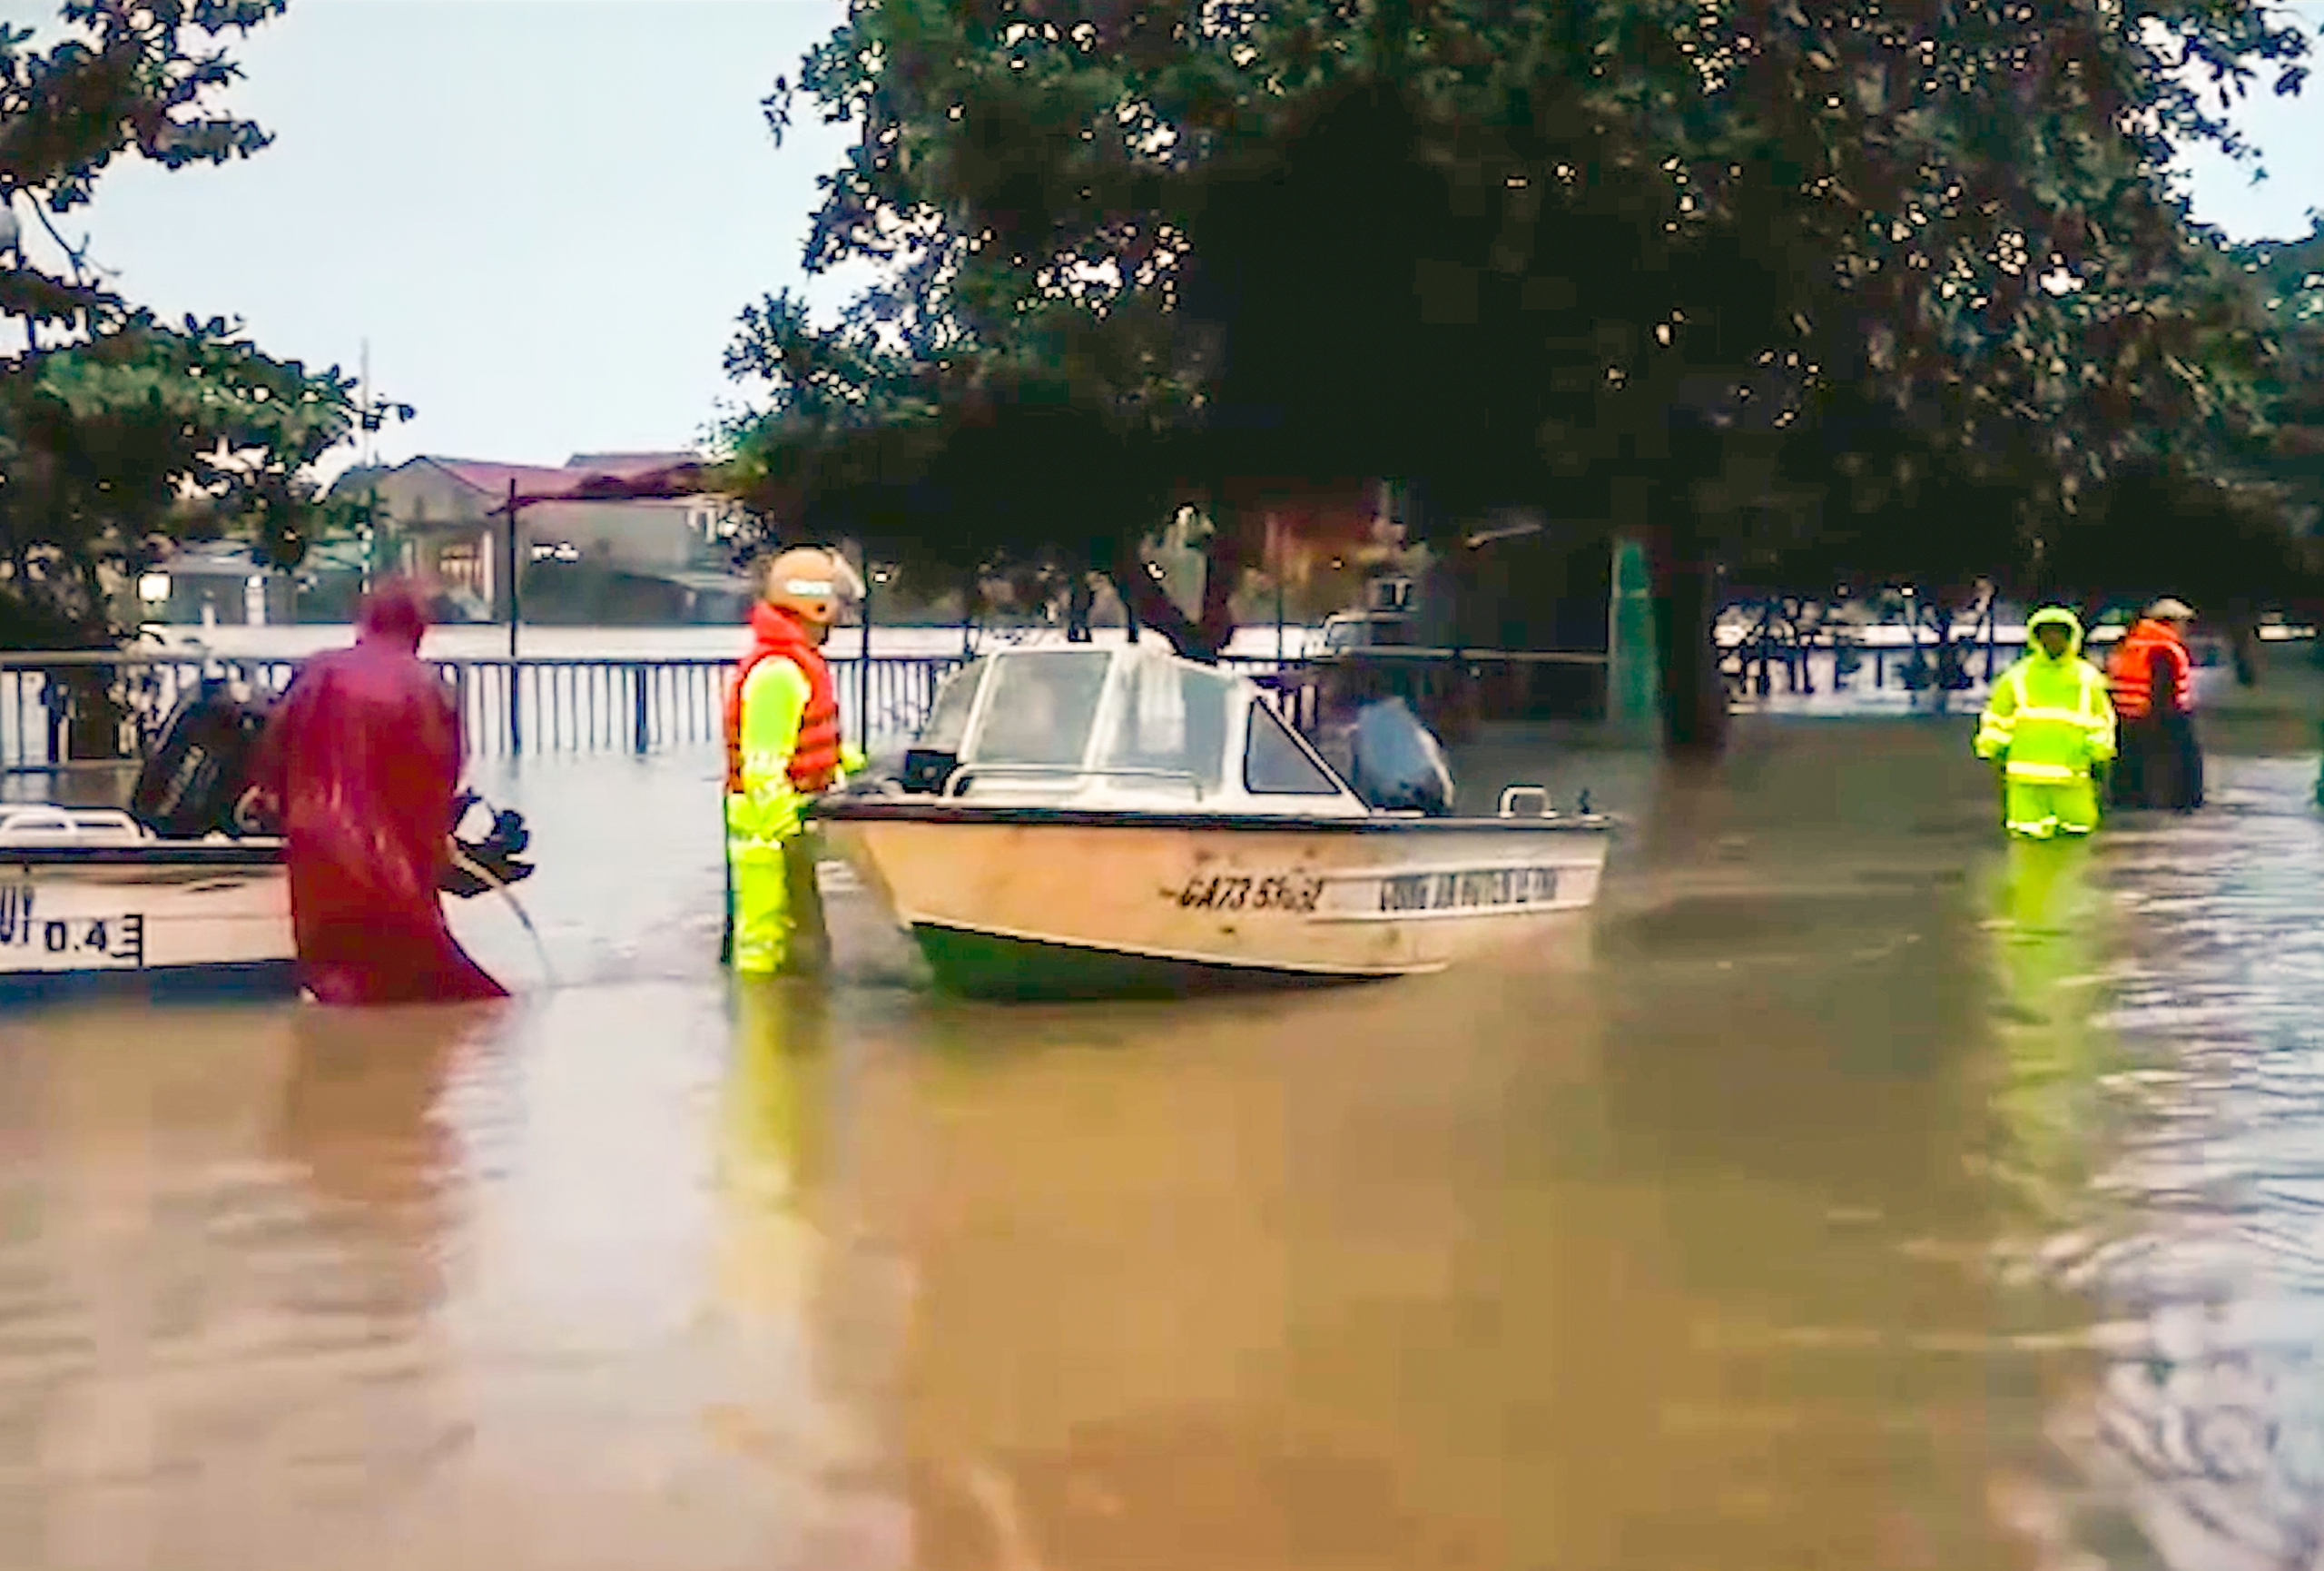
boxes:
[2,714,2321,1569]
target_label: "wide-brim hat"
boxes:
[2145,598,2196,621]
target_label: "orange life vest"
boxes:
[723,602,842,795]
[2106,619,2193,720]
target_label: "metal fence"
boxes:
[1719,630,2253,698]
[0,647,1613,770]
[17,627,2241,772]
[0,651,970,772]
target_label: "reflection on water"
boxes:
[0,1001,499,1566]
[1,728,2322,1566]
[2007,762,2324,1571]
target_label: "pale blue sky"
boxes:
[4,0,2319,479]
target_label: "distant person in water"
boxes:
[1974,606,2118,841]
[249,580,507,1005]
[2106,598,2205,813]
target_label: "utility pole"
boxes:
[359,338,378,594]
[858,564,875,747]
[505,478,523,754]
[506,478,521,661]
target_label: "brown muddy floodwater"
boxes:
[2,716,2321,1570]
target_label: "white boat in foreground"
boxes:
[814,645,1612,999]
[0,805,294,1003]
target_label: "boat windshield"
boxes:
[1095,656,1235,793]
[918,659,987,754]
[1244,699,1344,795]
[969,650,1113,767]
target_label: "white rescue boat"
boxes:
[813,645,1612,999]
[0,805,293,1002]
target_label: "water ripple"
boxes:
[2023,761,2324,1567]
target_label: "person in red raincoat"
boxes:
[249,580,507,1005]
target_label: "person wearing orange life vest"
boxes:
[724,548,867,977]
[2105,597,2204,813]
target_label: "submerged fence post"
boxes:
[631,662,650,756]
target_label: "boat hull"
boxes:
[0,844,295,1003]
[816,803,1609,1001]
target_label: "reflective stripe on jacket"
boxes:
[727,657,814,860]
[1976,653,2117,782]
[2107,619,2193,719]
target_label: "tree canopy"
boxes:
[0,1,401,647]
[726,0,2309,735]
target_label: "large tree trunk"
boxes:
[1641,509,1728,756]
[2223,596,2260,687]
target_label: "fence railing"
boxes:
[15,626,2256,771]
[1718,628,2256,698]
[0,647,1624,769]
[0,651,970,772]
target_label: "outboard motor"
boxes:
[440,791,536,899]
[130,678,277,838]
[1347,697,1457,816]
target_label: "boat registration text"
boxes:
[1165,865,1569,922]
[1169,873,1326,914]
[1374,866,1561,914]
[0,885,148,969]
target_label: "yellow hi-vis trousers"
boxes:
[2004,776,2100,841]
[729,825,831,977]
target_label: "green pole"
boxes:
[1608,535,1660,737]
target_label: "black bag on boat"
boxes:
[130,678,276,838]
[1347,697,1457,816]
[440,791,537,899]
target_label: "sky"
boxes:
[0,0,867,478]
[5,0,2320,482]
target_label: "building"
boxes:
[133,543,295,628]
[133,538,374,628]
[338,452,750,624]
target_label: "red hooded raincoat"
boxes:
[251,583,507,1005]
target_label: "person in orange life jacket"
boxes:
[723,548,867,977]
[2106,598,2204,813]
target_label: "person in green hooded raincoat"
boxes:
[1974,607,2118,840]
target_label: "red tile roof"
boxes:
[564,451,699,475]
[427,458,593,499]
[423,453,712,504]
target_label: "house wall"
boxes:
[369,464,498,609]
[523,499,717,574]
[364,459,741,620]
[150,568,299,627]
[371,465,492,528]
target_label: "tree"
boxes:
[0,1,404,651]
[2240,220,2324,537]
[730,0,2307,749]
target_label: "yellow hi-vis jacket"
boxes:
[725,659,866,864]
[1974,608,2118,783]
